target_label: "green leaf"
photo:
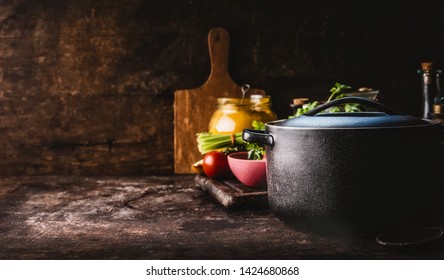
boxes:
[328,82,352,102]
[291,101,320,117]
[252,120,265,130]
[344,102,364,112]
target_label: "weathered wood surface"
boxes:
[195,174,268,209]
[1,175,444,260]
[3,1,444,177]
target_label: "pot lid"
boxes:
[278,97,430,128]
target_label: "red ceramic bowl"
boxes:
[227,152,267,188]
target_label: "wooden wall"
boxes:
[1,0,443,176]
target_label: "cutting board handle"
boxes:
[206,28,234,85]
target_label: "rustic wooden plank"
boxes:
[0,175,444,260]
[2,1,444,178]
[195,174,268,209]
[0,1,181,177]
[174,28,236,174]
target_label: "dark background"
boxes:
[1,0,442,176]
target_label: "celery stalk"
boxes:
[196,132,243,154]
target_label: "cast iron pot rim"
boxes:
[265,119,440,130]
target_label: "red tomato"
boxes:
[202,151,232,180]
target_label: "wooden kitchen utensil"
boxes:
[174,27,265,174]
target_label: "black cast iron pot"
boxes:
[243,97,442,234]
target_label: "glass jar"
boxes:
[430,104,444,124]
[208,95,277,134]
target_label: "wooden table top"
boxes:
[0,175,443,260]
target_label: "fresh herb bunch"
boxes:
[245,121,266,160]
[292,101,319,118]
[251,120,265,130]
[290,82,366,117]
[327,82,351,102]
[328,83,367,112]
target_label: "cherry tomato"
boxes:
[202,151,232,180]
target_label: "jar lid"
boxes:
[217,95,272,106]
[277,97,431,129]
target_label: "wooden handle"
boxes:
[207,28,230,79]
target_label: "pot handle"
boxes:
[304,97,399,116]
[242,129,274,147]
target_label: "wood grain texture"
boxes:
[1,175,444,259]
[0,1,178,176]
[1,1,444,176]
[174,28,264,173]
[195,174,268,209]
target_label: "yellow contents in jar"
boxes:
[208,95,277,134]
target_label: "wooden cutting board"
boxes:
[174,27,265,174]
